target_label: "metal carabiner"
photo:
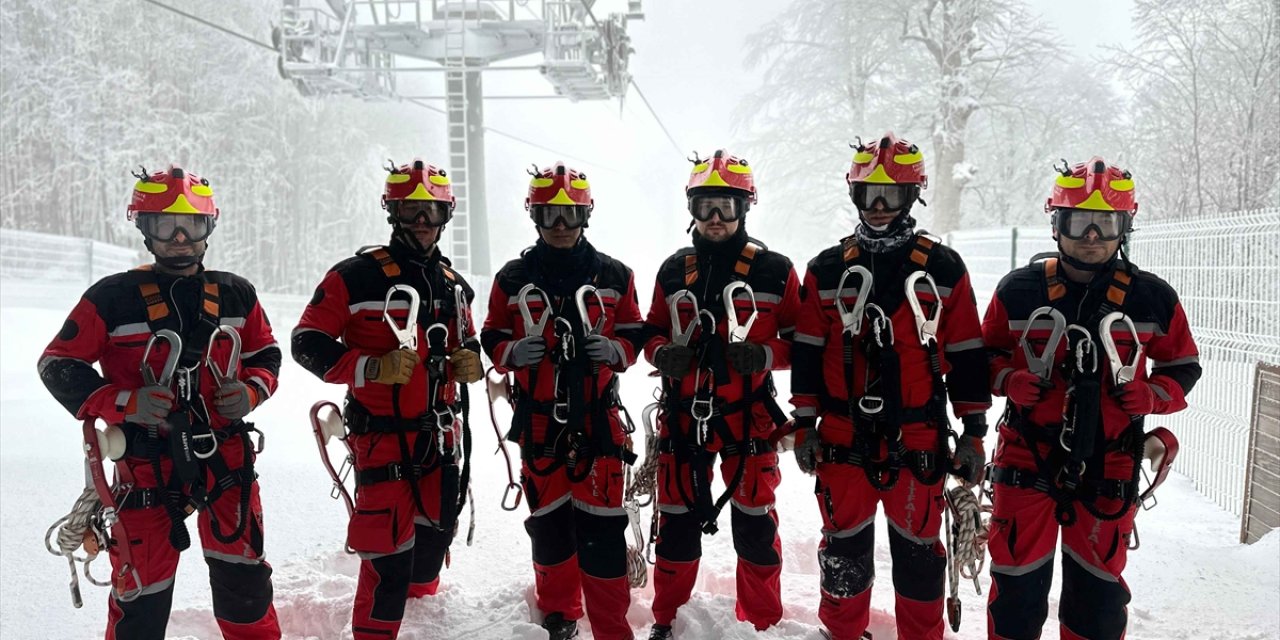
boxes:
[865,303,894,347]
[904,271,942,347]
[723,281,758,343]
[1065,324,1097,374]
[383,284,421,351]
[141,329,182,387]
[518,283,552,336]
[205,325,242,387]
[835,265,873,336]
[454,286,470,339]
[1099,311,1143,387]
[1021,306,1067,381]
[575,284,607,336]
[669,289,702,347]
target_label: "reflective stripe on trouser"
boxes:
[813,460,946,640]
[987,479,1136,640]
[651,450,784,630]
[348,437,458,640]
[523,454,633,640]
[106,444,279,640]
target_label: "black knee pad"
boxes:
[989,557,1054,640]
[412,524,451,585]
[819,527,874,598]
[731,507,780,566]
[369,549,414,622]
[207,558,274,624]
[1059,553,1130,640]
[887,525,946,602]
[525,501,577,566]
[111,584,175,640]
[656,510,702,563]
[574,508,627,579]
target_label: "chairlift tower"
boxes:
[273,0,643,279]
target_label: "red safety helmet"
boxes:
[1045,157,1137,214]
[846,132,927,186]
[525,161,593,210]
[686,149,757,205]
[382,158,455,209]
[126,165,219,220]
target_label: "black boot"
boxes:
[542,612,579,640]
[648,623,673,639]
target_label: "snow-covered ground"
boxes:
[2,285,1277,640]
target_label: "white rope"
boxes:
[945,483,989,600]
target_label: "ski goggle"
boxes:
[1053,208,1131,240]
[849,183,917,212]
[135,213,215,242]
[530,204,590,230]
[392,200,453,227]
[688,195,743,222]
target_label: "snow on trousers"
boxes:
[986,466,1136,640]
[651,447,783,630]
[521,429,632,640]
[813,451,947,640]
[105,436,280,640]
[347,431,458,640]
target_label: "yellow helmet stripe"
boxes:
[894,151,923,165]
[699,170,732,188]
[387,174,411,184]
[726,164,752,174]
[1075,190,1116,211]
[134,181,168,194]
[429,175,451,186]
[546,188,579,205]
[691,163,709,174]
[570,178,590,189]
[191,184,213,197]
[161,194,205,214]
[404,184,436,200]
[860,165,896,184]
[530,177,554,188]
[1056,175,1085,189]
[853,152,875,164]
[1109,179,1134,192]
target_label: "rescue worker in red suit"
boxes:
[39,165,282,639]
[480,162,645,640]
[291,159,484,640]
[983,158,1201,640]
[640,150,801,639]
[789,133,991,640]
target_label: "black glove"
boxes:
[507,336,547,368]
[726,342,768,374]
[653,343,695,379]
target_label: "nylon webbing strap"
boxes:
[139,282,169,322]
[734,243,759,276]
[1044,258,1067,301]
[369,248,402,278]
[684,254,698,286]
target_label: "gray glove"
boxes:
[213,381,256,421]
[585,335,622,366]
[952,434,986,485]
[653,343,695,379]
[127,385,175,425]
[507,336,547,368]
[792,418,821,475]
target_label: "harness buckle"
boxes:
[858,395,885,415]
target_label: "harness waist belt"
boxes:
[821,442,939,473]
[345,401,458,434]
[990,465,1132,501]
[658,437,775,457]
[356,456,457,486]
[819,394,934,424]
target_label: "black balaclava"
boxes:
[524,234,600,298]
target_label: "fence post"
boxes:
[86,240,95,285]
[1010,226,1019,270]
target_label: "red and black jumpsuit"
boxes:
[292,243,478,640]
[480,242,644,640]
[641,237,800,630]
[39,268,281,640]
[982,258,1200,640]
[790,235,991,640]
